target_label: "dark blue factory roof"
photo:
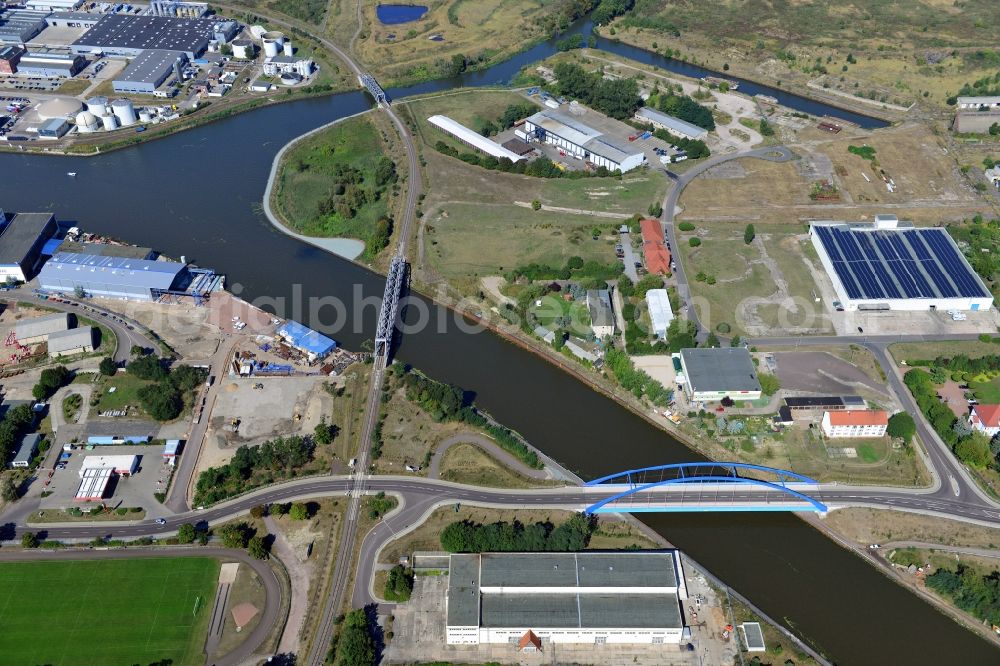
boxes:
[277,320,336,356]
[40,252,186,290]
[813,225,990,301]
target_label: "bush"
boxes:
[219,522,252,549]
[678,222,695,231]
[177,523,197,544]
[99,357,117,376]
[887,412,916,444]
[21,532,39,549]
[688,237,702,247]
[383,564,415,601]
[289,502,309,520]
[247,535,269,560]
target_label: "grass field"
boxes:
[272,114,392,258]
[528,294,592,337]
[438,442,559,489]
[608,0,1000,109]
[425,202,617,280]
[889,339,1000,364]
[93,373,152,415]
[0,557,219,666]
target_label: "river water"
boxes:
[2,21,996,665]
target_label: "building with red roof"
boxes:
[970,403,1000,437]
[639,218,671,275]
[821,410,888,438]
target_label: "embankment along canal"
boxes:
[2,22,995,666]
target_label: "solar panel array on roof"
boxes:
[813,225,989,300]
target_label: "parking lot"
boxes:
[37,443,172,517]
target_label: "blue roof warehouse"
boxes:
[38,252,192,301]
[276,320,336,361]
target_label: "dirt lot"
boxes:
[772,351,891,401]
[201,376,338,470]
[823,507,1000,549]
[91,298,225,360]
[677,223,833,336]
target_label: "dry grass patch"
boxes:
[438,443,562,489]
[824,507,1000,549]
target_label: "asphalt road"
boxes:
[0,546,280,666]
[13,291,158,363]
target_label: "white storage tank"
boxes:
[86,96,109,115]
[282,40,293,57]
[138,108,153,123]
[75,110,100,133]
[262,30,284,58]
[111,98,137,126]
[101,113,119,131]
[232,40,253,59]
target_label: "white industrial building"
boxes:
[821,410,888,438]
[634,107,708,140]
[522,109,645,173]
[428,115,526,162]
[47,326,96,357]
[446,552,688,646]
[261,54,312,78]
[956,96,1000,110]
[645,288,674,339]
[810,217,994,312]
[80,454,139,476]
[14,312,73,344]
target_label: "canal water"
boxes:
[2,22,996,666]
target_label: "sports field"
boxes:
[0,557,219,666]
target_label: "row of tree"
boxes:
[478,103,539,137]
[194,436,315,505]
[440,513,597,552]
[653,91,715,131]
[604,346,672,406]
[926,564,1000,626]
[505,256,623,283]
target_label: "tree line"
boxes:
[194,436,315,505]
[440,513,597,552]
[552,62,642,120]
[652,91,715,130]
[926,564,1000,626]
[127,352,207,421]
[0,403,35,467]
[478,103,539,137]
[605,346,672,406]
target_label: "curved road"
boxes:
[427,432,553,480]
[0,546,281,666]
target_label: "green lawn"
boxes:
[272,114,392,258]
[857,443,879,464]
[0,557,219,666]
[425,202,619,279]
[529,294,592,337]
[93,373,152,414]
[970,377,1000,403]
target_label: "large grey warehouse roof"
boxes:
[680,347,761,393]
[115,48,185,84]
[40,252,186,289]
[56,241,154,260]
[71,14,221,54]
[0,213,54,265]
[478,552,677,589]
[14,312,73,340]
[447,554,480,626]
[635,107,708,139]
[481,592,682,629]
[47,326,95,354]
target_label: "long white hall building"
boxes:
[446,551,689,646]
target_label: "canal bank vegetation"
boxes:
[599,0,999,111]
[372,362,542,470]
[272,113,400,261]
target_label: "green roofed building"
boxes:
[446,551,688,647]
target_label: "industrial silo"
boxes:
[75,111,100,133]
[262,31,284,58]
[282,40,293,57]
[138,108,153,123]
[111,98,137,126]
[86,96,109,116]
[101,113,119,131]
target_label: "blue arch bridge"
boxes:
[582,463,827,514]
